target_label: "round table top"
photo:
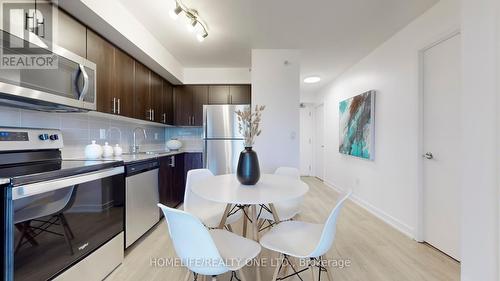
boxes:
[191,174,309,205]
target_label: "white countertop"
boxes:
[68,149,203,164]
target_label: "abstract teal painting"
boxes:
[339,91,375,160]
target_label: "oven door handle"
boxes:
[12,166,124,200]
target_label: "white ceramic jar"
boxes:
[113,144,123,157]
[102,142,114,158]
[166,138,182,151]
[85,140,103,159]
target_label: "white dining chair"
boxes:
[158,204,261,281]
[184,169,242,229]
[260,191,352,281]
[258,167,303,225]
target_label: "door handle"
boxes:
[112,97,116,114]
[423,152,434,160]
[117,98,121,115]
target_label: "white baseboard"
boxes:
[323,180,415,239]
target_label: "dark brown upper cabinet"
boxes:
[87,30,115,114]
[113,48,135,118]
[134,63,151,121]
[150,72,163,123]
[173,86,194,126]
[208,85,230,104]
[230,85,251,104]
[191,85,208,126]
[162,80,174,125]
[173,85,207,126]
[56,9,87,58]
[208,85,251,105]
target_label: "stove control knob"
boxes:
[50,134,59,141]
[39,134,49,141]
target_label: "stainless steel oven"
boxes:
[0,30,96,112]
[0,128,125,281]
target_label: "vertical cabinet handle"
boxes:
[152,109,155,121]
[169,156,175,167]
[112,98,116,114]
[162,113,166,123]
[117,98,121,115]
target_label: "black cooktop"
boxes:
[0,159,124,187]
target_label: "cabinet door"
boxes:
[208,85,230,104]
[230,85,251,104]
[184,153,203,179]
[150,72,163,123]
[87,30,115,114]
[174,86,193,126]
[162,80,174,125]
[134,62,151,121]
[191,85,208,126]
[114,48,135,118]
[158,156,175,208]
[56,9,87,58]
[172,153,186,206]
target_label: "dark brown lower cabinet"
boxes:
[184,152,203,178]
[159,154,185,209]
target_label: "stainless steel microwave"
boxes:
[0,31,96,112]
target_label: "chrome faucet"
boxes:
[131,127,147,153]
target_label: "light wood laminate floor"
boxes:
[106,177,460,281]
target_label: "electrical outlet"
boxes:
[99,129,106,140]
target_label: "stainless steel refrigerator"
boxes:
[203,104,250,175]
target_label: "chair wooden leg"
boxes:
[218,204,232,229]
[281,256,290,278]
[237,269,248,281]
[272,254,284,281]
[251,205,259,241]
[309,261,317,281]
[268,203,281,224]
[183,270,191,281]
[250,205,262,281]
[242,206,248,238]
[322,256,333,281]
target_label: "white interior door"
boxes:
[314,104,325,180]
[422,34,461,260]
[300,106,314,176]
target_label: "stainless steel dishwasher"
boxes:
[125,159,159,248]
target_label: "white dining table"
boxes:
[191,173,309,281]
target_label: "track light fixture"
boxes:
[169,0,208,42]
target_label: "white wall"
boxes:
[251,50,300,173]
[460,0,499,280]
[183,68,251,84]
[314,0,460,237]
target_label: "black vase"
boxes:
[236,147,260,185]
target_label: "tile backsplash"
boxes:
[0,105,204,157]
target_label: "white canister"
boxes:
[166,138,183,151]
[85,140,103,159]
[102,142,114,158]
[113,144,123,157]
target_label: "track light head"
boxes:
[196,32,208,42]
[169,4,182,20]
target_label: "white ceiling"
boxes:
[117,0,438,96]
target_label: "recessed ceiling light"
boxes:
[304,76,321,84]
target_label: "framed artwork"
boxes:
[339,90,375,160]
